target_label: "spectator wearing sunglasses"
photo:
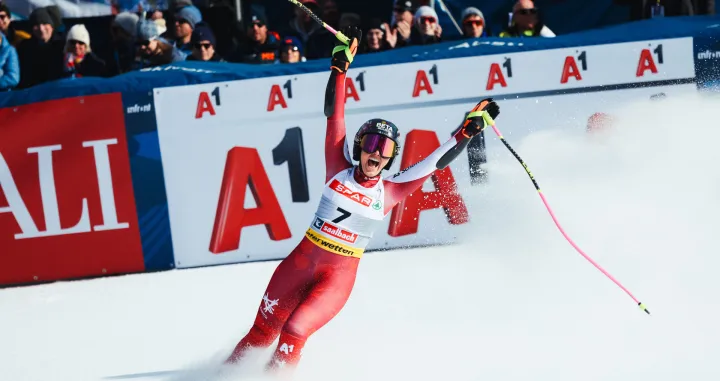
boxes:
[228,12,279,64]
[499,0,555,38]
[134,18,184,69]
[411,5,442,45]
[186,24,224,62]
[0,3,30,48]
[461,7,488,38]
[278,36,305,64]
[173,5,203,58]
[62,24,107,79]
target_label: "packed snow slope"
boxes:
[1,92,719,381]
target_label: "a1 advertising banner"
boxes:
[0,93,145,285]
[155,83,479,269]
[153,37,696,269]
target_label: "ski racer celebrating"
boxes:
[226,26,500,374]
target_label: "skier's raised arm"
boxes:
[323,27,362,183]
[382,99,500,214]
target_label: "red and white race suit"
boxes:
[226,70,471,370]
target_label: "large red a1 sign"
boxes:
[0,94,145,285]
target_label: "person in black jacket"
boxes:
[62,24,107,78]
[15,7,64,89]
[107,11,139,76]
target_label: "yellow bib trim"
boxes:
[305,229,364,258]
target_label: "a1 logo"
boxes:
[279,343,294,355]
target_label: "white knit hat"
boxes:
[461,7,485,21]
[66,24,91,52]
[414,5,438,21]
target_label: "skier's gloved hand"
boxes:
[331,26,362,73]
[461,98,500,138]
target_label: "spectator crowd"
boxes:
[0,0,709,92]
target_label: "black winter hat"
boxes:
[192,24,216,46]
[365,18,386,34]
[30,7,54,26]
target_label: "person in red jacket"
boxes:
[225,26,500,375]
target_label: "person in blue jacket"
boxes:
[0,28,20,90]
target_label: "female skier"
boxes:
[226,26,500,373]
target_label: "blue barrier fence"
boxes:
[3,16,720,109]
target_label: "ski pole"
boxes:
[479,115,650,315]
[286,0,350,45]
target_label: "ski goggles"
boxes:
[360,134,396,158]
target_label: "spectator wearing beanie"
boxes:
[389,0,415,48]
[108,11,139,75]
[0,3,31,48]
[16,6,65,89]
[461,7,488,39]
[410,5,442,45]
[112,12,139,42]
[277,36,305,64]
[361,18,392,54]
[187,25,224,62]
[134,18,185,69]
[0,25,20,90]
[62,24,107,79]
[174,5,202,58]
[228,11,279,64]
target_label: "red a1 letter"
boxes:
[195,92,216,119]
[486,63,507,90]
[388,130,469,237]
[412,70,433,97]
[636,49,658,77]
[345,77,360,103]
[267,84,288,112]
[209,147,292,254]
[560,56,582,84]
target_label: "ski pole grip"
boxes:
[335,31,350,45]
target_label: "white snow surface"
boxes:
[2,92,720,381]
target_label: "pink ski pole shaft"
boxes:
[286,0,350,45]
[485,121,650,315]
